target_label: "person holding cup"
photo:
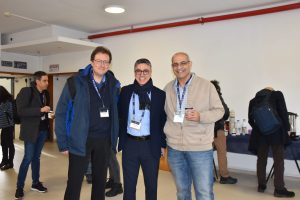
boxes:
[15,71,51,199]
[164,52,224,200]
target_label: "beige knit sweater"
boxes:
[164,74,224,151]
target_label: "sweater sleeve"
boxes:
[200,83,225,124]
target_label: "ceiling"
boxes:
[1,36,99,56]
[0,0,299,36]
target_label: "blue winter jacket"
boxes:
[55,64,120,156]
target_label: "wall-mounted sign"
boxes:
[14,61,27,69]
[1,60,13,67]
[49,64,59,72]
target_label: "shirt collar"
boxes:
[174,73,194,88]
[90,70,106,89]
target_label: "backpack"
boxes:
[12,100,21,124]
[250,92,281,135]
[65,77,76,136]
[13,87,34,124]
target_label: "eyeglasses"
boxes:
[93,60,110,66]
[171,61,190,68]
[135,69,150,75]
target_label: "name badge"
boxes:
[173,111,184,123]
[100,109,109,118]
[130,120,141,130]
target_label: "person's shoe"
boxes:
[15,188,24,199]
[105,178,114,189]
[1,163,13,170]
[105,183,123,197]
[31,182,47,193]
[86,174,92,184]
[219,176,238,184]
[0,160,8,168]
[258,185,267,193]
[274,188,295,198]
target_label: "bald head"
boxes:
[264,87,274,91]
[171,52,190,63]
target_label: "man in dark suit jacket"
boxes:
[15,71,51,199]
[118,58,166,200]
[248,87,295,198]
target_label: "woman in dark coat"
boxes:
[0,86,15,170]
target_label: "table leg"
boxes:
[295,160,300,174]
[266,163,274,183]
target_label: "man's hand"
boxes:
[61,150,69,155]
[41,106,51,113]
[185,109,200,122]
[161,148,166,157]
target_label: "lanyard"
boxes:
[92,80,105,108]
[40,92,46,106]
[176,74,193,110]
[132,93,147,122]
[42,93,46,106]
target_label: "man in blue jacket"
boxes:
[55,46,120,200]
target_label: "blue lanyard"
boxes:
[132,93,146,122]
[176,75,193,110]
[42,93,46,106]
[92,80,105,108]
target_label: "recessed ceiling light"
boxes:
[104,5,125,14]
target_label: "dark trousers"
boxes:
[64,137,110,200]
[257,144,285,190]
[108,148,121,183]
[1,126,15,164]
[122,138,159,200]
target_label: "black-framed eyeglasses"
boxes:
[135,69,150,75]
[93,60,110,66]
[171,61,190,68]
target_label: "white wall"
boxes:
[0,77,12,93]
[0,52,41,73]
[42,50,91,73]
[92,9,300,124]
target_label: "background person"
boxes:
[248,87,295,198]
[105,149,123,197]
[211,80,237,184]
[0,86,15,170]
[15,71,51,199]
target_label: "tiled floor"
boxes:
[0,140,299,200]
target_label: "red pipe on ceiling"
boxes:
[88,2,300,39]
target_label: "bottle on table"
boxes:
[242,119,248,135]
[236,120,242,135]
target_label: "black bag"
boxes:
[250,93,281,135]
[12,100,21,124]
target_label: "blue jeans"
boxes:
[16,130,48,189]
[168,147,214,200]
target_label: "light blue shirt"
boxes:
[127,92,151,136]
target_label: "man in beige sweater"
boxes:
[164,52,224,200]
